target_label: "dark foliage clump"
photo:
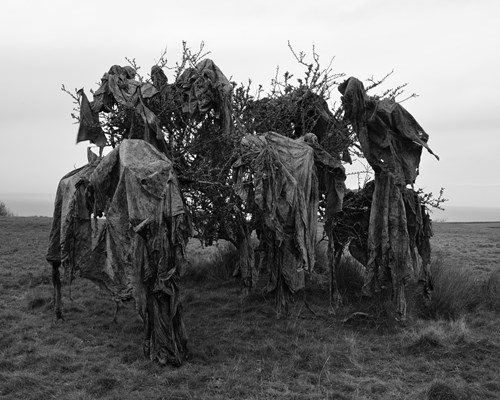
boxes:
[0,201,14,217]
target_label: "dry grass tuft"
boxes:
[418,255,482,320]
[425,380,461,400]
[403,318,472,355]
[418,378,499,400]
[87,376,119,397]
[417,252,500,321]
[24,286,53,311]
[480,269,500,311]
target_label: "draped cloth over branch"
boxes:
[299,132,346,224]
[175,59,233,136]
[331,182,434,300]
[234,132,331,312]
[79,64,166,152]
[47,140,191,366]
[339,77,438,318]
[76,90,106,148]
[69,60,233,365]
[76,59,233,175]
[83,139,191,366]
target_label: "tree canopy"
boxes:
[63,42,446,318]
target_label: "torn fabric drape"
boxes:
[234,132,320,313]
[76,89,106,148]
[47,139,191,366]
[340,77,438,318]
[81,139,191,366]
[91,65,166,152]
[175,59,233,136]
[46,150,100,269]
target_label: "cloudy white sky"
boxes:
[0,0,499,218]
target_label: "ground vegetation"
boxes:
[0,217,499,399]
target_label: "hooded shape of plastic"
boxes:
[86,65,166,153]
[77,59,233,173]
[339,77,438,185]
[80,139,191,366]
[339,77,438,318]
[175,59,233,136]
[234,132,342,313]
[47,140,191,366]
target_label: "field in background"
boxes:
[0,217,499,399]
[431,222,500,279]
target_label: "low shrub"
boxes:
[0,201,14,217]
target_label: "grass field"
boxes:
[0,217,499,399]
[431,222,500,279]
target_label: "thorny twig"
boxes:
[125,57,143,82]
[61,84,81,123]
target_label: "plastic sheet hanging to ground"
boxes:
[339,77,438,318]
[233,132,319,310]
[47,139,191,366]
[82,139,191,366]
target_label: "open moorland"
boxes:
[0,217,499,399]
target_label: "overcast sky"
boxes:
[1,0,499,215]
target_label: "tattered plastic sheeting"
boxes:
[363,172,413,316]
[403,189,433,298]
[76,90,106,148]
[339,77,438,186]
[80,139,191,366]
[298,133,347,310]
[77,59,233,157]
[47,140,191,366]
[339,77,438,318]
[46,149,100,268]
[175,59,233,135]
[79,64,165,152]
[331,182,433,299]
[299,133,346,222]
[234,132,321,312]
